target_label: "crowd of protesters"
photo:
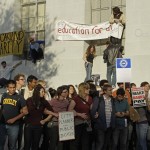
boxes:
[0,73,150,150]
[0,6,150,150]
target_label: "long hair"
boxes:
[78,82,90,99]
[32,84,45,109]
[49,87,57,98]
[86,45,96,57]
[68,84,77,98]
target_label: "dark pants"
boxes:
[0,123,6,150]
[30,48,44,64]
[48,125,63,150]
[40,124,49,150]
[112,127,128,150]
[94,127,112,150]
[17,121,24,150]
[6,124,20,150]
[24,124,42,150]
[70,123,90,150]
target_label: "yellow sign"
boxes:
[0,31,25,57]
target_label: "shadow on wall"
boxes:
[11,50,59,86]
[0,0,14,33]
[35,17,59,83]
[35,51,59,81]
[45,17,57,47]
[13,17,59,83]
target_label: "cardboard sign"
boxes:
[59,112,75,141]
[131,87,146,107]
[0,31,25,57]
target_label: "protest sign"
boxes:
[131,87,146,107]
[59,112,75,141]
[0,31,25,57]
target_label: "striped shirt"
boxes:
[103,95,112,128]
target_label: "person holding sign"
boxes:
[109,6,125,45]
[68,82,93,150]
[48,85,69,150]
[135,82,150,150]
[83,45,96,82]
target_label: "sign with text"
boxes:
[131,87,146,107]
[116,58,132,82]
[59,112,75,141]
[0,31,25,57]
[55,20,123,40]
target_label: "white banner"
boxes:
[55,20,123,41]
[59,112,75,141]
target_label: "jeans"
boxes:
[24,124,42,150]
[0,123,7,150]
[94,128,112,150]
[112,127,128,150]
[107,65,116,87]
[85,62,93,82]
[6,124,20,150]
[70,123,90,150]
[136,123,148,150]
[127,122,137,150]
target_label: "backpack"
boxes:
[103,44,123,65]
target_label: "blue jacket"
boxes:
[91,95,116,130]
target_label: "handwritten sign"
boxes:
[131,87,146,107]
[59,112,75,141]
[0,31,25,57]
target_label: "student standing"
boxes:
[0,80,27,150]
[83,45,96,82]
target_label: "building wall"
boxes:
[125,0,150,86]
[45,0,88,87]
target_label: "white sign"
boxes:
[55,20,123,41]
[59,112,75,141]
[116,58,132,82]
[131,87,146,107]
